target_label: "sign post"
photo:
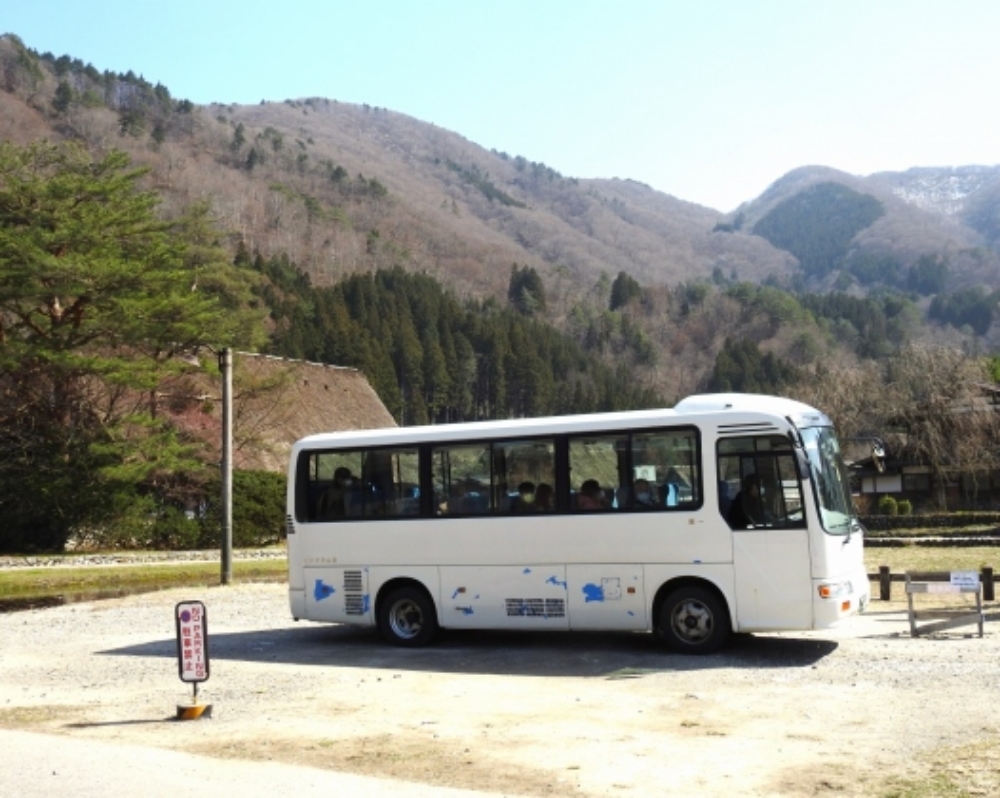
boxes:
[175,600,212,719]
[219,347,233,585]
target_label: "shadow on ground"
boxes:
[99,624,839,678]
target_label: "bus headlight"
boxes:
[818,581,852,599]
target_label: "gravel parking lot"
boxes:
[2,581,999,796]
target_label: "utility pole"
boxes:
[219,348,233,585]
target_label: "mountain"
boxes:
[2,33,999,400]
[0,35,802,302]
[194,98,806,299]
[867,165,1000,252]
[718,165,1000,294]
[4,34,998,300]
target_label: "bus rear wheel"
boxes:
[378,586,438,647]
[658,586,730,654]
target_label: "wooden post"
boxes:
[879,565,891,601]
[983,567,995,602]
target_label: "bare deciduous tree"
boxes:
[794,346,1000,509]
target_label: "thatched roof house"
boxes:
[162,353,395,473]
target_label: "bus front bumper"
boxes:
[814,566,871,626]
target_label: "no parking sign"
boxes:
[175,600,210,683]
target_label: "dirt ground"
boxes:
[2,582,999,797]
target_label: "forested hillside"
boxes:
[3,33,1000,551]
[251,257,664,421]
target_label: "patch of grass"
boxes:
[0,558,287,599]
[865,546,999,575]
[876,737,1000,797]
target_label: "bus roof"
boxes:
[292,392,831,452]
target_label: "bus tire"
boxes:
[377,586,439,647]
[658,586,730,654]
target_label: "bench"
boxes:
[905,571,984,638]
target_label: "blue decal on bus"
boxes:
[582,584,604,602]
[313,580,335,601]
[546,576,567,590]
[362,594,370,614]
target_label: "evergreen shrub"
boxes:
[878,495,898,516]
[199,470,286,548]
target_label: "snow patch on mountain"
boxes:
[883,166,1000,216]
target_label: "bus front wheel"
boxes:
[658,586,730,654]
[377,586,439,647]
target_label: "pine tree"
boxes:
[508,264,547,316]
[52,80,73,115]
[609,271,642,311]
[0,142,264,550]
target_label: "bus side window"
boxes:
[362,447,419,518]
[492,438,556,515]
[567,434,625,511]
[632,429,700,511]
[312,452,364,521]
[432,443,493,515]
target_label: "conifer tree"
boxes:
[0,142,264,550]
[508,264,547,316]
[609,271,642,311]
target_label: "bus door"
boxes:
[718,434,812,631]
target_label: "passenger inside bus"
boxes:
[317,466,357,518]
[576,479,604,510]
[510,481,537,512]
[632,478,657,508]
[726,473,767,528]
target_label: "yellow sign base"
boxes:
[176,703,213,720]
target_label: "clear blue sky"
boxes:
[6,1,1000,212]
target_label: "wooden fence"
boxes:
[870,566,995,601]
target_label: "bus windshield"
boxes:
[800,427,855,535]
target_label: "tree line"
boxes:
[254,255,664,423]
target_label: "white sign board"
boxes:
[175,600,210,683]
[950,571,979,590]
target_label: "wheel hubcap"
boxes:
[671,599,712,643]
[389,599,423,639]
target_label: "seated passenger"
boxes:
[632,478,657,509]
[576,479,604,510]
[317,467,356,519]
[535,482,554,512]
[511,481,538,512]
[727,473,767,528]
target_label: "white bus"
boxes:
[285,393,869,653]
